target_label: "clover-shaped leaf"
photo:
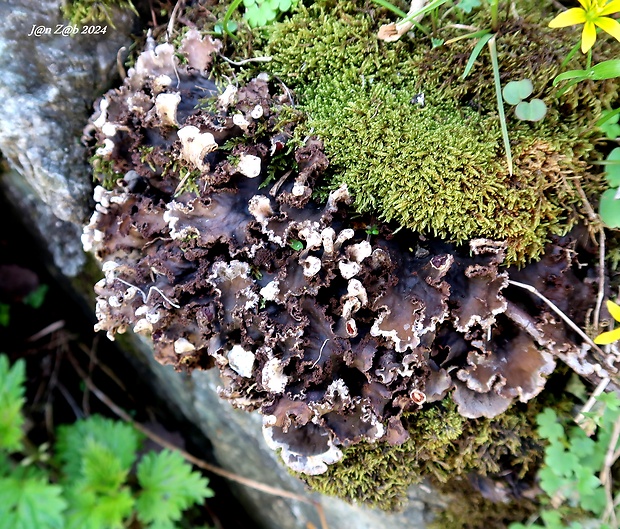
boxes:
[515,99,547,122]
[502,79,533,105]
[605,147,620,187]
[599,187,620,228]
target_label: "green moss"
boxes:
[300,394,573,512]
[255,0,612,263]
[61,0,138,27]
[429,476,538,529]
[90,154,123,190]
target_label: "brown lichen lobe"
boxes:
[83,29,598,476]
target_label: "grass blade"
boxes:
[370,0,408,18]
[488,35,513,176]
[461,32,493,79]
[223,0,243,39]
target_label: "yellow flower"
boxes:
[594,299,620,344]
[549,0,620,53]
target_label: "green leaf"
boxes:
[136,450,213,527]
[567,428,596,460]
[565,373,588,402]
[456,0,481,13]
[514,99,547,122]
[22,284,48,309]
[64,485,134,529]
[540,509,563,528]
[369,0,408,18]
[401,0,450,26]
[289,239,304,251]
[0,475,67,529]
[579,486,607,515]
[56,415,142,481]
[502,79,533,105]
[81,440,129,493]
[599,188,620,228]
[0,304,9,327]
[279,0,292,11]
[545,443,579,478]
[538,465,565,496]
[0,355,26,452]
[488,36,513,175]
[598,390,620,413]
[605,148,620,187]
[575,465,601,498]
[591,60,620,80]
[553,68,588,86]
[461,32,493,79]
[536,408,564,442]
[598,109,620,139]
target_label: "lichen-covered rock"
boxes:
[82,29,600,476]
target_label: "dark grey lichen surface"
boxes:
[83,31,603,477]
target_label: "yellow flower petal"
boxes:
[607,299,620,322]
[594,16,620,42]
[549,7,587,27]
[594,327,620,345]
[578,0,592,10]
[599,0,620,16]
[581,20,597,52]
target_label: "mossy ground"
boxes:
[247,0,616,264]
[298,392,574,514]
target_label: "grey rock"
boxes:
[1,169,85,276]
[0,0,134,224]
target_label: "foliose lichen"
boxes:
[82,26,602,478]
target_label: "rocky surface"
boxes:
[0,0,134,225]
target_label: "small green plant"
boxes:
[289,239,303,251]
[502,79,548,122]
[510,392,620,529]
[598,148,620,228]
[0,353,214,529]
[222,0,298,32]
[598,109,620,140]
[0,283,48,328]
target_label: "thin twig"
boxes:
[56,382,85,420]
[595,230,606,332]
[67,355,329,529]
[507,279,605,356]
[575,377,611,430]
[27,320,65,342]
[218,55,273,66]
[601,416,620,524]
[77,341,128,395]
[166,0,184,43]
[573,179,606,331]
